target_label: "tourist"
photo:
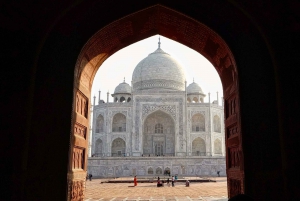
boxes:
[185,180,190,187]
[134,175,137,186]
[167,178,170,187]
[89,173,93,181]
[171,176,175,187]
[217,171,220,177]
[157,177,163,187]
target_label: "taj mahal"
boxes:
[88,39,226,177]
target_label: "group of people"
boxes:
[156,176,190,187]
[157,176,175,187]
[134,175,182,187]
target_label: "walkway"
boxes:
[85,177,228,201]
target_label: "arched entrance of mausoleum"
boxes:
[143,110,175,156]
[70,5,242,200]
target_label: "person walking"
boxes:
[89,173,92,181]
[167,178,170,187]
[217,171,220,177]
[171,176,175,187]
[157,177,162,187]
[134,175,137,186]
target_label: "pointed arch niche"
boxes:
[71,4,242,199]
[96,114,104,133]
[94,138,103,157]
[143,110,175,156]
[192,137,206,156]
[111,138,126,157]
[112,113,126,132]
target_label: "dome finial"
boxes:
[123,77,125,83]
[158,36,161,48]
[193,77,195,83]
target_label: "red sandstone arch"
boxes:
[69,5,242,200]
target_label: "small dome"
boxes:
[114,81,131,94]
[187,82,204,94]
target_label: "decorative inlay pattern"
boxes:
[142,104,176,120]
[191,111,206,116]
[133,80,184,91]
[111,135,126,142]
[109,110,128,117]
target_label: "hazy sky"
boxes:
[91,35,223,104]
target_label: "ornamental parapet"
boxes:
[95,102,132,108]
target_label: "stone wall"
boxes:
[88,157,226,177]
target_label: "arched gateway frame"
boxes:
[70,5,242,200]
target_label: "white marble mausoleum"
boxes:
[88,41,226,177]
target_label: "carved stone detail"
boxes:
[76,91,88,118]
[69,180,84,201]
[226,97,237,118]
[111,110,127,117]
[190,111,205,116]
[142,104,176,120]
[73,147,85,170]
[111,134,126,142]
[191,134,207,141]
[133,79,184,91]
[74,123,87,139]
[229,147,240,168]
[229,179,241,197]
[228,124,238,138]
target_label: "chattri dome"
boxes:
[114,80,131,94]
[132,41,186,91]
[187,81,205,94]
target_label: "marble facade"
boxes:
[88,45,226,177]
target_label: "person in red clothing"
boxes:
[134,176,137,186]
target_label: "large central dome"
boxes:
[132,46,186,91]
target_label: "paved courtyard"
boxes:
[85,177,228,201]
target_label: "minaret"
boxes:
[98,90,101,104]
[185,80,188,156]
[208,92,212,156]
[93,95,96,107]
[107,91,109,103]
[217,91,219,106]
[158,36,161,48]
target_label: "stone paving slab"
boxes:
[85,177,227,201]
